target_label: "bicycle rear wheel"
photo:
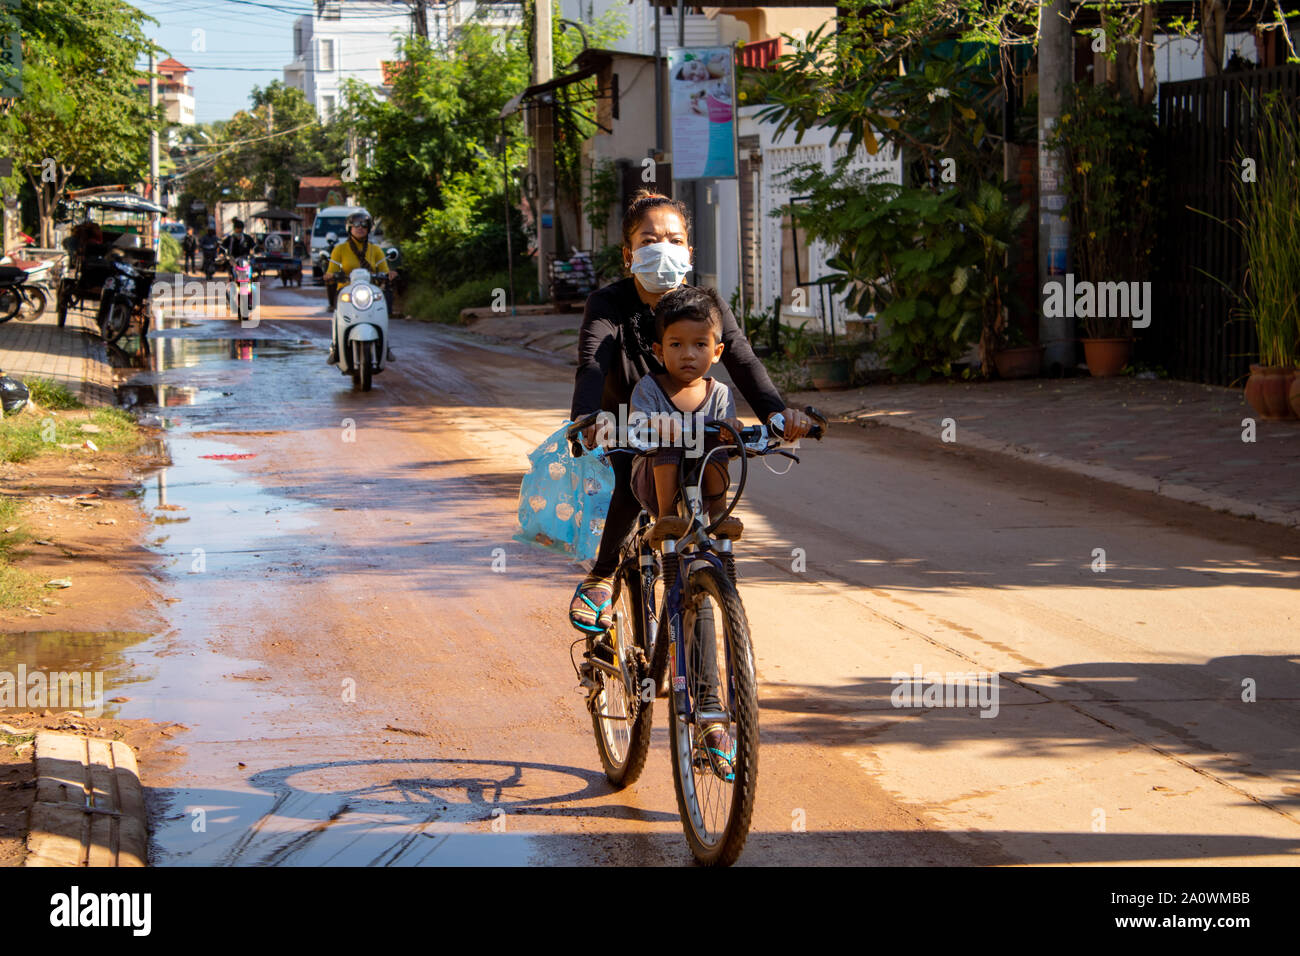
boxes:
[591,562,655,787]
[669,563,758,866]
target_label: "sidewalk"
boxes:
[790,377,1300,530]
[0,308,115,406]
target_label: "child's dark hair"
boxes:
[653,285,724,342]
[621,189,691,250]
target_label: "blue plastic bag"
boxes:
[515,422,614,564]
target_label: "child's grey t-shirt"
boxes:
[630,374,736,425]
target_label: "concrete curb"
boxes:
[24,732,148,867]
[851,410,1300,530]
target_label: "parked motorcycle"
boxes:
[332,267,388,392]
[96,254,151,344]
[228,255,256,321]
[0,259,53,323]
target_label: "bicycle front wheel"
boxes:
[669,563,758,866]
[591,562,654,787]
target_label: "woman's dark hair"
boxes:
[621,189,692,250]
[653,285,724,342]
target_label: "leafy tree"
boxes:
[341,25,532,287]
[0,0,159,246]
[756,7,1030,378]
[172,83,346,217]
[343,6,625,292]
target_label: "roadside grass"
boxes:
[0,497,40,610]
[0,405,142,607]
[0,406,142,463]
[24,379,83,410]
[403,272,515,324]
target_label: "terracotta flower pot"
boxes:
[1246,364,1297,421]
[992,345,1043,379]
[1082,338,1133,378]
[1288,368,1300,419]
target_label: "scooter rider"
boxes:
[222,217,257,265]
[199,227,220,275]
[325,212,396,365]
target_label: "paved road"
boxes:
[111,282,1298,865]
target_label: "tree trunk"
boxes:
[1140,3,1157,105]
[1202,0,1226,76]
[1118,38,1140,103]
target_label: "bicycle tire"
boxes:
[591,561,655,787]
[668,563,758,867]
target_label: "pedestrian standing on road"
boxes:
[182,227,198,274]
[567,189,814,632]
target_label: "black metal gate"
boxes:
[1152,65,1300,386]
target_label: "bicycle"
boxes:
[566,406,827,866]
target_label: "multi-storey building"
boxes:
[283,0,524,118]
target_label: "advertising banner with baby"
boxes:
[667,46,738,180]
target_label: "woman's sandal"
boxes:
[569,575,614,633]
[698,721,737,782]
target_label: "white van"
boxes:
[310,205,393,280]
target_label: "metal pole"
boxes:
[731,43,743,320]
[149,52,160,256]
[501,120,515,314]
[676,0,685,46]
[536,0,554,302]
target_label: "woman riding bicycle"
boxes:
[568,190,814,632]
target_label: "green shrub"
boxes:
[404,271,516,324]
[159,231,182,274]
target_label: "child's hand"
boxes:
[655,416,683,446]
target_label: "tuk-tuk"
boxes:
[251,208,304,286]
[54,190,166,342]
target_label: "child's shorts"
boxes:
[630,438,733,515]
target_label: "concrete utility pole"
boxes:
[149,51,161,254]
[1037,0,1072,374]
[535,0,555,301]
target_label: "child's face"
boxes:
[653,317,724,385]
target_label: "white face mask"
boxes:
[629,241,692,293]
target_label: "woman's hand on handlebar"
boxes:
[772,407,814,440]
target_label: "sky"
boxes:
[133,0,368,124]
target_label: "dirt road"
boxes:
[99,282,1299,865]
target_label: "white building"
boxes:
[284,1,412,118]
[284,1,524,118]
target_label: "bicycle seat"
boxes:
[649,516,692,550]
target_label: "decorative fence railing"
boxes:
[1152,64,1300,386]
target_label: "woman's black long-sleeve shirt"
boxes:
[569,277,786,423]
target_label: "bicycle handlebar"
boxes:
[566,406,828,459]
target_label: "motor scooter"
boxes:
[332,267,387,392]
[228,255,256,321]
[0,257,53,322]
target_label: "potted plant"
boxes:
[992,320,1043,379]
[1051,83,1160,378]
[1243,99,1300,420]
[1198,95,1300,419]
